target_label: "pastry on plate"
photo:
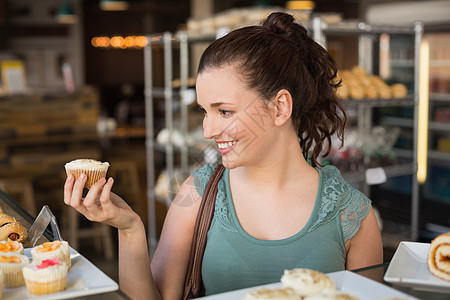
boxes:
[31,240,71,269]
[65,159,110,188]
[427,232,450,282]
[304,289,359,299]
[23,257,69,295]
[0,213,27,242]
[243,287,298,300]
[281,268,336,297]
[0,254,30,287]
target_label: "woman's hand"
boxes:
[64,174,140,234]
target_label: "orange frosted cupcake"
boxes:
[31,241,71,269]
[0,254,30,287]
[0,240,24,255]
[23,257,68,295]
[65,159,110,188]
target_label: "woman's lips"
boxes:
[216,140,237,154]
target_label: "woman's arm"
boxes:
[345,207,383,270]
[64,173,200,300]
[151,175,202,300]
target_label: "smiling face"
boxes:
[196,65,280,169]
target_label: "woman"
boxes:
[64,12,382,300]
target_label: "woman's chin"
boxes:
[221,156,239,169]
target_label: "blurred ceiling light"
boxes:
[100,0,130,11]
[56,1,78,24]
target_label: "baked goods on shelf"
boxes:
[65,159,110,188]
[336,66,408,100]
[427,232,450,282]
[0,213,27,242]
[22,257,69,295]
[0,254,30,288]
[31,240,71,269]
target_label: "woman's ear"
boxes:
[273,89,293,126]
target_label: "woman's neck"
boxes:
[231,134,316,190]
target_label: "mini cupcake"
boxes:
[65,159,110,188]
[31,240,71,269]
[0,240,24,255]
[0,254,30,287]
[23,257,68,295]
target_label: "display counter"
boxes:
[0,189,131,299]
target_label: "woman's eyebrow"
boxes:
[210,101,231,108]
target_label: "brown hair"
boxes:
[198,12,347,167]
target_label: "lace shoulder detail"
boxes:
[191,164,236,232]
[191,163,215,198]
[309,165,371,242]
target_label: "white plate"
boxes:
[3,247,119,299]
[384,241,450,293]
[200,270,416,299]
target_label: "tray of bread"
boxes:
[0,205,118,299]
[384,234,450,293]
[200,268,417,299]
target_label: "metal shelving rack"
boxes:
[313,18,423,242]
[143,18,423,254]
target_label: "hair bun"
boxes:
[263,12,308,43]
[263,12,294,34]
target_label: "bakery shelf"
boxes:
[430,93,450,102]
[428,150,450,162]
[342,163,415,184]
[343,97,415,108]
[429,121,450,132]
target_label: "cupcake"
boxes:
[243,287,298,300]
[23,257,68,295]
[0,240,24,255]
[31,240,71,269]
[0,269,3,299]
[0,254,30,287]
[65,159,110,188]
[281,268,336,297]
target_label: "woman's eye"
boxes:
[219,109,233,117]
[198,107,207,115]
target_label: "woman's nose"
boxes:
[203,116,220,139]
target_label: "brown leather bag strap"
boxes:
[183,164,225,300]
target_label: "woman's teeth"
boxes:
[217,141,236,149]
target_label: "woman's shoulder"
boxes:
[319,164,370,202]
[316,164,372,241]
[191,163,225,197]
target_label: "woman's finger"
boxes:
[83,178,106,207]
[63,174,74,205]
[70,173,87,207]
[99,177,114,206]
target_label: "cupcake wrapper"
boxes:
[25,278,67,295]
[65,168,108,188]
[0,266,25,288]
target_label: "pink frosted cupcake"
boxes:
[65,159,109,188]
[22,258,68,295]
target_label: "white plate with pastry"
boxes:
[384,241,450,293]
[200,270,416,299]
[2,247,118,299]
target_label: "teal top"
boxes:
[191,164,371,295]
